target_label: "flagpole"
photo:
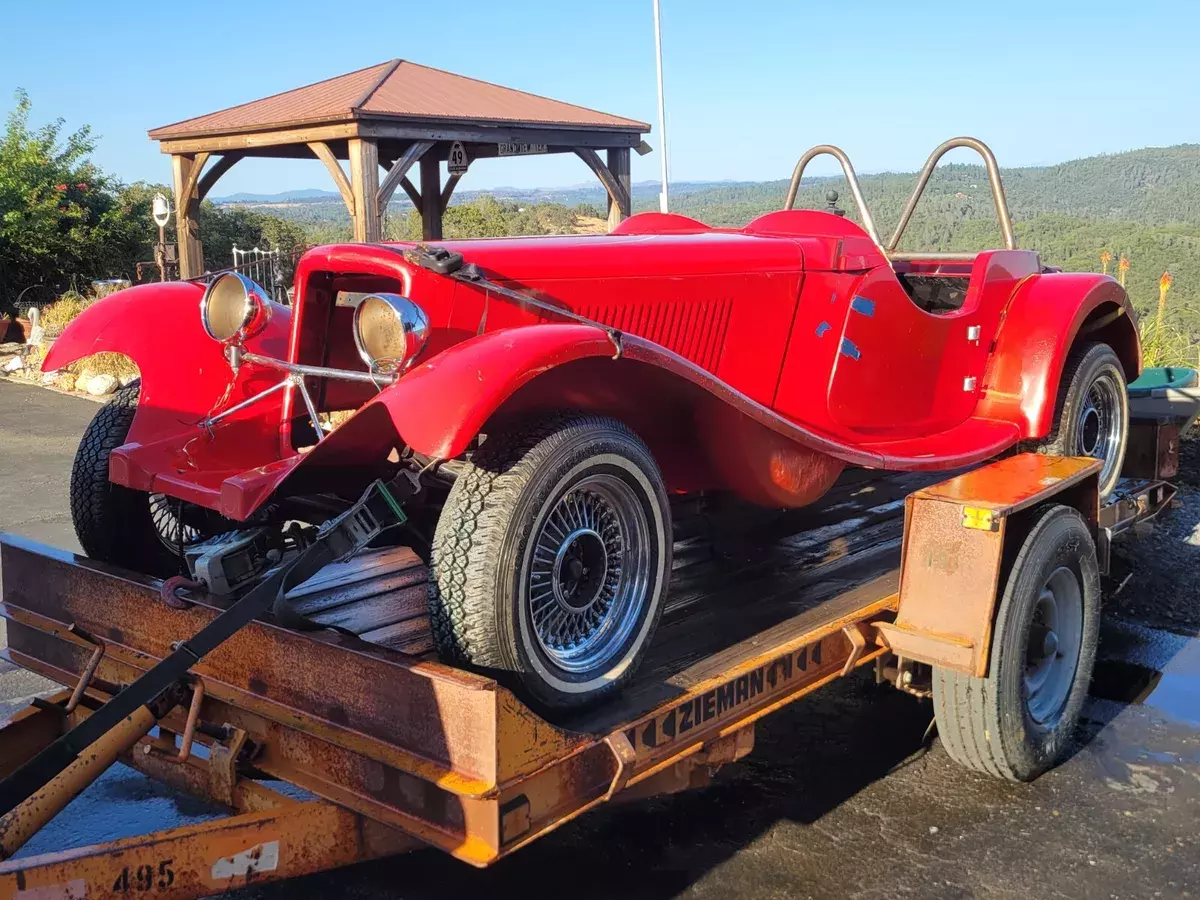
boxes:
[653,0,670,213]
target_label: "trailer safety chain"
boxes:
[0,472,420,821]
[401,244,625,359]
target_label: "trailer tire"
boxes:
[70,381,188,577]
[1036,341,1128,498]
[428,414,672,712]
[932,504,1100,781]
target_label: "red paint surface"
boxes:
[46,211,1140,519]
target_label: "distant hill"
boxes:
[213,144,1200,360]
[214,188,343,203]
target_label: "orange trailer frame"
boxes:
[0,451,1177,899]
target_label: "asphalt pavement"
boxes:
[1,377,1198,899]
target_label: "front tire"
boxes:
[1037,341,1129,497]
[932,505,1100,781]
[70,382,188,577]
[428,414,672,712]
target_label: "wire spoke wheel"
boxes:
[1074,371,1125,491]
[148,493,200,552]
[527,474,652,674]
[1022,566,1084,727]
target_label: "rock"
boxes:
[85,373,119,396]
[3,356,24,373]
[41,370,58,385]
[118,372,139,388]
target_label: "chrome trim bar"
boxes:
[203,378,289,429]
[241,352,397,385]
[783,145,883,249]
[888,137,1015,253]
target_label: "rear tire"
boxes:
[70,382,186,577]
[932,505,1100,781]
[1036,341,1128,497]
[428,414,672,712]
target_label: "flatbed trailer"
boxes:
[0,435,1183,897]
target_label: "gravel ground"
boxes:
[2,379,1199,899]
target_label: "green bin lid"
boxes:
[1127,366,1198,395]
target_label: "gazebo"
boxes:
[149,60,652,279]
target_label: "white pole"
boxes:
[653,0,669,213]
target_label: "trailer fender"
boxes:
[979,273,1140,439]
[876,453,1104,677]
[41,282,291,445]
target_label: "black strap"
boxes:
[0,477,411,817]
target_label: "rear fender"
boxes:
[41,282,292,445]
[978,273,1140,438]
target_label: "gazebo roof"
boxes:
[149,59,649,140]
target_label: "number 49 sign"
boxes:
[447,141,469,175]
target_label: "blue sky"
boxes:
[3,0,1197,195]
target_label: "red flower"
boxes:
[76,182,88,191]
[54,183,67,192]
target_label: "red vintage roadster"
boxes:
[46,138,1139,710]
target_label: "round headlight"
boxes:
[200,272,272,342]
[353,294,430,374]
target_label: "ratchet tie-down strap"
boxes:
[0,471,419,818]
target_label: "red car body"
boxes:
[44,208,1140,520]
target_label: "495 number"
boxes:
[111,859,175,893]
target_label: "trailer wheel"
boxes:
[932,504,1100,781]
[1037,341,1128,498]
[70,381,191,577]
[428,414,672,711]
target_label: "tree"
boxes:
[0,90,121,309]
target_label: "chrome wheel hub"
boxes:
[528,474,651,674]
[1075,372,1125,489]
[1024,566,1083,727]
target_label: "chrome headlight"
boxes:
[200,272,272,342]
[353,294,430,374]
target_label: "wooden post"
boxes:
[170,154,205,279]
[606,147,632,230]
[420,155,443,241]
[348,138,380,242]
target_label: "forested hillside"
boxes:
[227,143,1200,364]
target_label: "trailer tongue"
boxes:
[0,473,417,850]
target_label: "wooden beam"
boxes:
[440,173,462,214]
[170,154,205,279]
[606,147,632,230]
[157,122,361,155]
[197,153,244,201]
[157,122,644,156]
[575,148,630,229]
[377,140,434,217]
[348,138,380,242]
[357,121,645,149]
[400,176,421,208]
[419,155,443,241]
[179,151,210,212]
[307,141,356,217]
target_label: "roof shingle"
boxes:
[150,59,648,140]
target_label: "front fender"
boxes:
[42,282,291,445]
[979,273,1140,438]
[368,324,618,459]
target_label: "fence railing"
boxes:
[231,245,292,304]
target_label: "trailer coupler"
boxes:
[0,472,419,851]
